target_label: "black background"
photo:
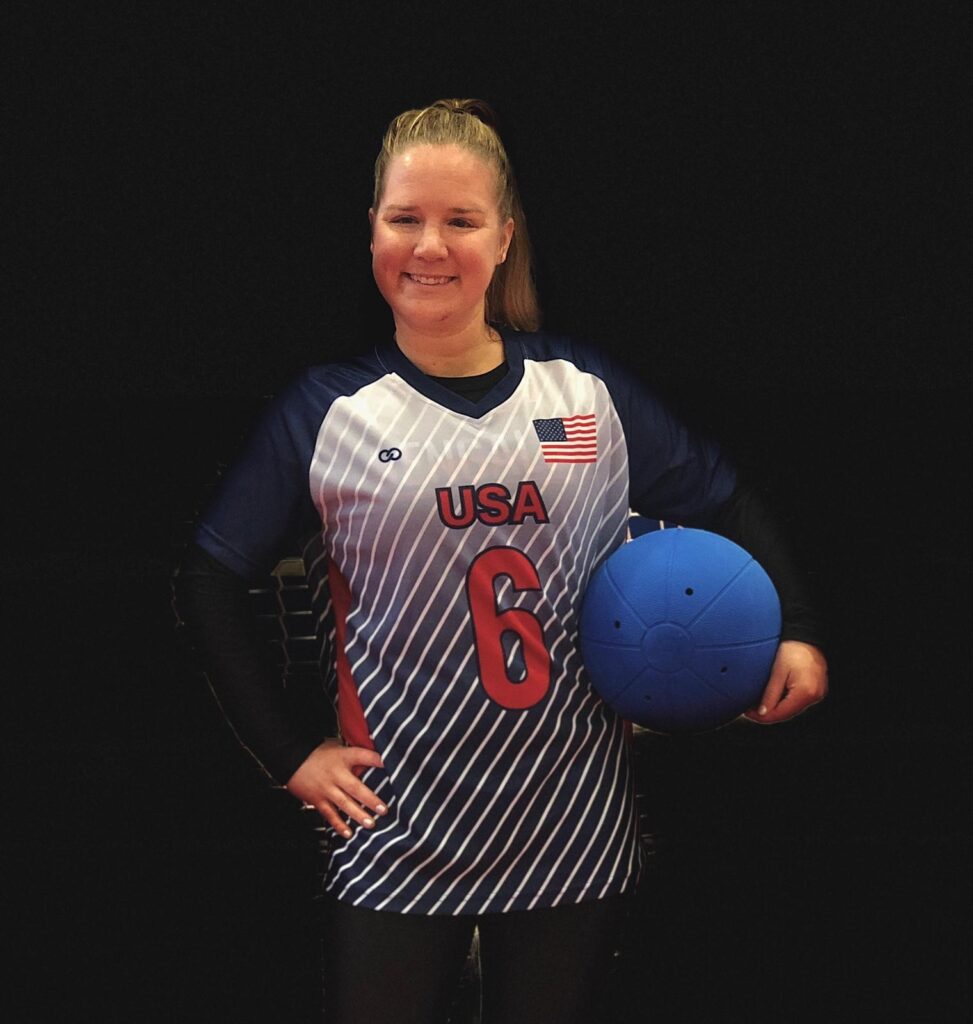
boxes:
[4,3,968,1021]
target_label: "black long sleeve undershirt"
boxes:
[173,543,329,785]
[706,482,828,652]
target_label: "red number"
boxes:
[466,547,551,709]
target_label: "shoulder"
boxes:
[509,329,597,365]
[285,347,393,405]
[254,348,394,426]
[231,348,396,460]
[506,329,615,376]
[507,329,644,392]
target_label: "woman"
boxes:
[175,98,827,1024]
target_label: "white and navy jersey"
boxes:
[195,330,736,915]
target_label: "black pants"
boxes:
[319,892,632,1024]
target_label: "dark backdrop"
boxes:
[5,4,967,1022]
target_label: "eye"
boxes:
[389,215,418,225]
[449,218,476,229]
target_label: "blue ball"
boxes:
[580,528,781,734]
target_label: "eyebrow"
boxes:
[384,204,486,215]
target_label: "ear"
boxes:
[497,218,515,264]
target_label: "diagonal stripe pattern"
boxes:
[306,358,642,914]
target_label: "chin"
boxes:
[395,303,466,330]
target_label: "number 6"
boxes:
[465,546,551,709]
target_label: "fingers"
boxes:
[336,747,388,813]
[319,766,389,837]
[318,790,382,838]
[743,662,789,724]
[763,675,789,718]
[335,759,387,834]
[310,784,388,839]
[742,641,829,725]
[338,777,388,822]
[289,742,389,838]
[342,745,385,780]
[316,802,355,839]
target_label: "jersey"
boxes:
[194,329,736,915]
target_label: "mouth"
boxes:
[404,273,456,286]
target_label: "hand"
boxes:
[743,640,828,725]
[285,738,387,838]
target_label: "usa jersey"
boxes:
[195,330,735,915]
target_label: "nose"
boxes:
[414,223,448,260]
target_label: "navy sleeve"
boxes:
[574,341,738,522]
[179,357,386,780]
[193,371,325,580]
[561,337,826,653]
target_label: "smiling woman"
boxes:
[174,96,827,1024]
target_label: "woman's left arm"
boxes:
[591,342,829,725]
[708,483,829,724]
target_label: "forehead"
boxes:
[380,144,499,207]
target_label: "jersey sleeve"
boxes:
[583,344,737,522]
[574,340,826,652]
[194,371,324,579]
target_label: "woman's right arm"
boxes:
[173,542,386,833]
[173,541,326,784]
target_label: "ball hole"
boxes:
[643,695,652,702]
[613,620,621,629]
[684,587,694,596]
[720,666,728,673]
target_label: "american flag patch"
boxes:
[532,414,597,463]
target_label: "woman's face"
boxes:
[369,144,514,338]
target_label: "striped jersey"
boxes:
[195,330,736,915]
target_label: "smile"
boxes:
[405,274,456,286]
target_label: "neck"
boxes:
[394,321,504,377]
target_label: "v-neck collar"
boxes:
[377,328,526,418]
[428,360,509,401]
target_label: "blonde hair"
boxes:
[373,98,540,332]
